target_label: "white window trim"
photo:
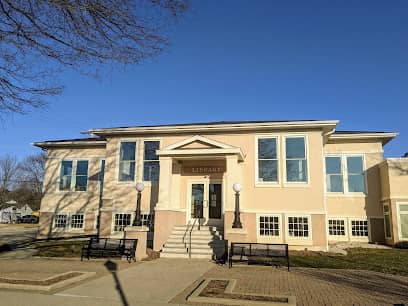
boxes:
[282,135,310,186]
[324,156,344,194]
[286,214,312,240]
[345,155,368,195]
[141,138,162,185]
[324,154,367,196]
[256,213,282,240]
[57,160,89,193]
[383,204,392,239]
[349,218,370,240]
[111,211,134,234]
[116,139,139,185]
[52,212,86,232]
[327,217,348,240]
[69,213,85,231]
[52,213,69,232]
[254,135,280,187]
[397,202,408,241]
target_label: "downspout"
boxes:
[322,128,336,252]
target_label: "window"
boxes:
[285,137,307,182]
[70,214,84,229]
[383,205,391,239]
[259,216,280,236]
[114,213,131,232]
[141,213,154,230]
[328,219,346,236]
[398,203,408,240]
[351,220,368,237]
[59,161,73,191]
[324,155,366,194]
[257,138,278,182]
[347,156,365,193]
[325,157,343,192]
[288,216,309,238]
[54,214,67,229]
[118,142,136,182]
[59,160,89,191]
[75,161,88,191]
[143,141,160,182]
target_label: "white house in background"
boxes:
[0,201,34,223]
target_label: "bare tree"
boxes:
[0,154,19,203]
[0,0,188,114]
[18,152,46,194]
[0,154,18,189]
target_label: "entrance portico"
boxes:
[153,135,245,251]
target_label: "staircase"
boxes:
[160,225,226,259]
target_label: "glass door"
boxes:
[191,184,204,219]
[209,183,222,219]
[189,181,222,225]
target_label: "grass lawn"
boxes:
[33,240,88,258]
[31,241,408,276]
[289,248,408,276]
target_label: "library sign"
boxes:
[182,163,226,175]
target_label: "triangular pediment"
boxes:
[163,135,234,151]
[178,140,218,150]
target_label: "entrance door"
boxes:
[188,181,222,225]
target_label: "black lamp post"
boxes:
[232,183,243,228]
[133,182,145,226]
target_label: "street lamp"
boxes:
[133,182,145,226]
[232,183,243,228]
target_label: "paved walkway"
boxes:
[1,257,408,305]
[0,224,38,259]
[171,265,408,306]
[0,258,214,306]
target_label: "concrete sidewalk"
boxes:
[0,258,214,306]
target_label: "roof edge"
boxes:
[87,120,339,135]
[33,138,106,149]
[328,132,398,145]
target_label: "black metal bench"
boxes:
[81,238,137,262]
[228,243,289,271]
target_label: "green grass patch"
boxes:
[289,248,408,276]
[33,240,88,258]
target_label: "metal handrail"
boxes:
[188,217,198,259]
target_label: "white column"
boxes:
[156,156,172,210]
[170,161,181,210]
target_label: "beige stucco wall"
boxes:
[379,159,408,245]
[38,129,393,248]
[38,146,105,238]
[324,141,383,218]
[153,210,185,250]
[323,140,385,243]
[382,159,408,198]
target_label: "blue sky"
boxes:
[1,0,407,159]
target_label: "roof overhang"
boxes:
[33,140,106,149]
[87,120,339,136]
[328,132,398,145]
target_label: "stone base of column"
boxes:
[124,226,149,261]
[224,228,248,245]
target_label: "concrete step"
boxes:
[173,225,219,231]
[170,229,222,236]
[165,239,225,246]
[164,243,219,250]
[160,252,212,259]
[161,247,213,255]
[169,232,222,240]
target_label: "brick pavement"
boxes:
[171,265,408,306]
